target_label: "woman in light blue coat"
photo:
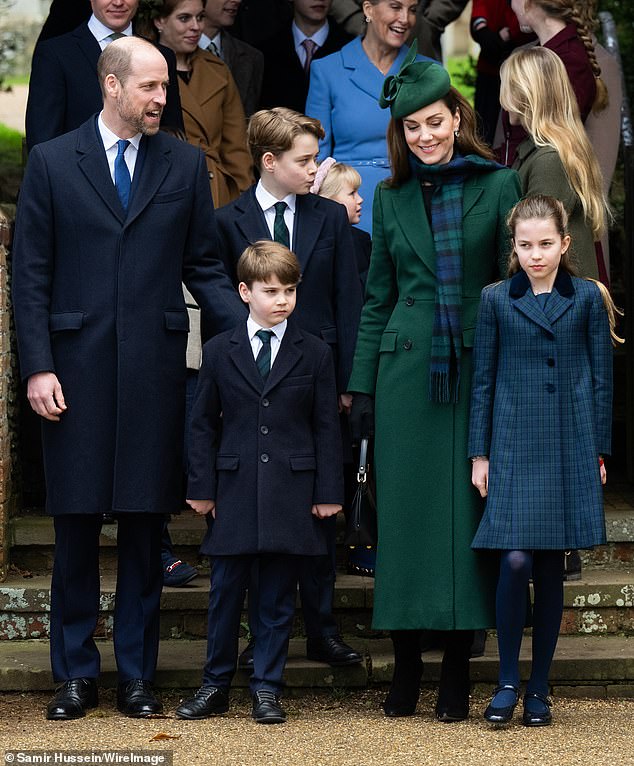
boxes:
[306,0,429,233]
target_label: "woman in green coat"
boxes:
[348,49,521,721]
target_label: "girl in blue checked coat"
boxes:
[468,195,621,728]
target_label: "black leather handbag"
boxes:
[344,438,377,549]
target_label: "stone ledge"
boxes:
[11,507,634,546]
[0,635,631,693]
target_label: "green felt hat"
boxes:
[379,40,452,119]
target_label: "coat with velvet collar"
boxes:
[179,49,253,208]
[215,187,362,393]
[12,118,244,516]
[469,270,612,550]
[305,37,431,233]
[347,167,521,630]
[187,320,343,556]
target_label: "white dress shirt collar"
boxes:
[291,19,330,51]
[88,14,133,49]
[97,113,142,182]
[255,180,296,216]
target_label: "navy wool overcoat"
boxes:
[12,119,243,516]
[469,270,613,550]
[187,320,344,556]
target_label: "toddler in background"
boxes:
[312,157,371,287]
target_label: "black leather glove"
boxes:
[349,393,375,443]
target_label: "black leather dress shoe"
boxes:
[522,692,553,727]
[483,684,520,724]
[46,678,98,720]
[175,686,229,719]
[238,639,255,670]
[306,635,363,667]
[117,679,163,718]
[252,689,286,724]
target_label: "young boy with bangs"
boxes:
[176,241,344,725]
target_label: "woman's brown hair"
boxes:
[385,87,494,188]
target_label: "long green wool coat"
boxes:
[348,168,521,630]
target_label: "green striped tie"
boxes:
[273,201,290,248]
[255,329,274,380]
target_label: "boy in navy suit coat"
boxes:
[177,242,344,724]
[215,107,363,668]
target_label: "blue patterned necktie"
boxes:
[273,201,290,248]
[255,329,274,380]
[114,139,131,211]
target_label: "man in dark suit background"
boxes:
[258,0,352,111]
[13,36,243,721]
[198,0,264,118]
[25,0,184,150]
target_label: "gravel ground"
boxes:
[0,690,633,766]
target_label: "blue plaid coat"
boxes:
[468,270,613,550]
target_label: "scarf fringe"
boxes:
[429,370,460,404]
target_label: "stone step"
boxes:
[0,568,632,640]
[10,500,634,574]
[0,635,631,696]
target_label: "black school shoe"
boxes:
[116,679,163,717]
[252,690,286,724]
[306,635,362,667]
[522,692,553,726]
[46,678,98,720]
[175,686,229,719]
[483,684,520,724]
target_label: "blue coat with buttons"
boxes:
[187,319,344,556]
[469,270,613,550]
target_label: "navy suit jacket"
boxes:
[13,118,243,516]
[258,18,352,112]
[25,23,184,150]
[188,319,344,556]
[215,187,363,392]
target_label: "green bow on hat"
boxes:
[379,40,452,119]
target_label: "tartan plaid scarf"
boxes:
[410,153,503,403]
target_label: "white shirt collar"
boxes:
[247,315,287,342]
[97,113,142,151]
[255,180,296,215]
[291,19,329,49]
[88,13,133,45]
[198,31,222,54]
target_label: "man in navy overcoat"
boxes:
[25,0,184,151]
[12,36,243,721]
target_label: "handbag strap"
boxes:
[357,438,369,483]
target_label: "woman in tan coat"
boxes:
[151,0,253,207]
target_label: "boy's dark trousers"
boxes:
[246,517,338,642]
[203,554,301,693]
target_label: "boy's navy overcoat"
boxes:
[469,270,612,549]
[12,118,243,517]
[187,320,344,556]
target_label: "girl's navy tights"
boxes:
[493,549,565,708]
